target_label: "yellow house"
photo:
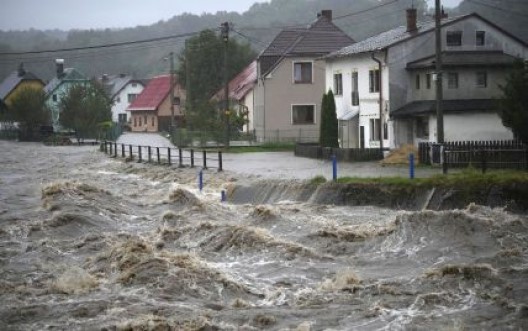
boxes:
[0,64,45,109]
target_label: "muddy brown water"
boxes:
[0,140,527,330]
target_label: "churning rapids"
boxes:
[0,141,527,331]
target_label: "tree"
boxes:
[59,80,112,141]
[320,90,339,147]
[497,60,528,143]
[5,87,49,140]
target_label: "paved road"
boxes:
[117,132,444,180]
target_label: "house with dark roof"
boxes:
[212,60,257,133]
[99,74,145,125]
[0,63,45,112]
[254,10,354,142]
[127,74,185,132]
[44,59,89,130]
[325,9,528,149]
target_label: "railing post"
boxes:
[147,146,151,163]
[167,148,171,165]
[190,149,195,168]
[442,148,448,175]
[129,145,133,160]
[156,147,160,164]
[481,149,487,174]
[332,154,337,182]
[199,169,203,192]
[409,153,415,179]
[218,151,223,172]
[114,142,117,157]
[138,146,142,162]
[178,148,183,167]
[203,150,207,169]
[121,144,125,158]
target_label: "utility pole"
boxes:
[185,39,191,129]
[221,21,230,147]
[169,51,175,131]
[435,0,444,143]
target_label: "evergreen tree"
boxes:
[497,60,528,143]
[320,90,339,147]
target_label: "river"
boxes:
[0,140,527,330]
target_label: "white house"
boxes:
[325,9,528,149]
[100,74,145,124]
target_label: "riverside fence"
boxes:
[418,140,528,173]
[295,143,384,162]
[101,141,223,171]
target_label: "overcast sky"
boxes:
[1,0,463,31]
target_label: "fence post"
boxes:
[218,151,223,172]
[198,169,203,192]
[104,141,108,154]
[443,148,448,175]
[167,148,171,165]
[114,142,117,157]
[203,150,207,169]
[129,145,133,160]
[481,150,487,174]
[121,144,125,158]
[190,149,195,168]
[332,154,337,182]
[409,153,415,179]
[148,146,151,163]
[178,148,183,167]
[156,147,160,164]
[138,146,142,162]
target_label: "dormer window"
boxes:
[476,31,485,46]
[446,31,462,46]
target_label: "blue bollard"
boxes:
[221,190,226,202]
[198,169,203,192]
[332,154,337,182]
[409,153,415,179]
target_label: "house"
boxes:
[127,74,185,132]
[99,74,145,125]
[212,60,257,132]
[0,63,45,111]
[254,10,354,142]
[324,9,528,149]
[44,59,89,130]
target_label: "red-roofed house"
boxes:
[213,60,257,132]
[127,75,185,132]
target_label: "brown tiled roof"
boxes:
[213,60,257,101]
[127,75,171,112]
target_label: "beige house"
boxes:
[253,10,354,143]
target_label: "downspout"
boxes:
[371,52,383,153]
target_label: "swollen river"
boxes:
[1,141,527,330]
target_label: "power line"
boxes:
[466,0,528,18]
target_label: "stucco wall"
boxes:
[112,83,144,123]
[5,80,44,107]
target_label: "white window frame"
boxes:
[476,31,486,46]
[351,71,359,106]
[291,104,316,125]
[333,72,343,95]
[447,72,459,89]
[292,61,313,84]
[369,69,380,93]
[446,31,462,46]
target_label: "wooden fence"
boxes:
[101,141,223,171]
[418,140,527,172]
[295,143,384,162]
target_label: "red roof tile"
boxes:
[128,75,170,111]
[213,60,256,101]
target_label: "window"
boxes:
[333,73,343,95]
[446,31,462,46]
[369,118,381,141]
[476,71,487,88]
[173,97,180,105]
[132,83,137,87]
[127,94,137,103]
[144,115,147,125]
[415,74,421,90]
[426,73,431,89]
[138,116,142,126]
[476,31,485,46]
[52,94,57,102]
[447,72,459,89]
[351,72,359,106]
[293,62,312,83]
[134,117,137,127]
[416,117,429,138]
[118,114,127,123]
[369,69,380,93]
[151,116,155,126]
[116,96,121,103]
[292,105,315,125]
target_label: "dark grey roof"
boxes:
[259,15,354,75]
[407,51,519,69]
[0,70,42,99]
[100,74,144,100]
[391,99,497,118]
[44,68,87,95]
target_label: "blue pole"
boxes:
[221,190,226,202]
[409,153,415,179]
[199,169,203,192]
[332,154,337,182]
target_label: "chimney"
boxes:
[17,62,26,77]
[320,10,332,21]
[56,59,64,78]
[406,8,418,32]
[102,74,109,81]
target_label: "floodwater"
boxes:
[0,140,527,330]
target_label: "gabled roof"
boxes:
[100,74,144,100]
[127,75,171,112]
[391,99,496,118]
[326,13,528,59]
[0,70,43,99]
[213,60,257,101]
[259,13,354,75]
[406,51,519,69]
[44,68,87,95]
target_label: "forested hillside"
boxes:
[0,0,526,83]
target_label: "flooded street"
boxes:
[1,140,527,330]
